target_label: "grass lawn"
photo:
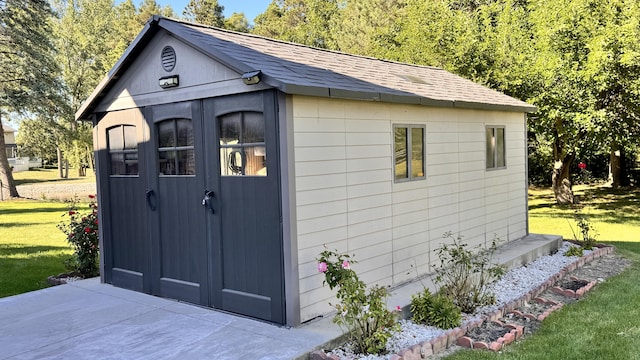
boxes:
[443,241,640,360]
[443,185,640,360]
[529,184,640,242]
[0,199,74,298]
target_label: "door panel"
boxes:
[204,91,285,324]
[96,109,148,292]
[148,101,209,306]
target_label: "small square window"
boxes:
[486,126,506,169]
[394,125,425,182]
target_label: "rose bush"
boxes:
[318,248,398,355]
[57,195,99,277]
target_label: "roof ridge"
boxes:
[158,16,447,73]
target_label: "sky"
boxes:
[155,0,272,23]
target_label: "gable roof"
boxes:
[76,16,536,120]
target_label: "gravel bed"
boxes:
[17,182,96,201]
[328,242,582,360]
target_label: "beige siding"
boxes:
[293,96,528,322]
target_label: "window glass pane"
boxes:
[176,119,194,147]
[124,152,138,175]
[110,152,124,175]
[221,148,243,176]
[244,146,267,176]
[411,127,424,178]
[244,112,265,144]
[123,125,137,150]
[394,127,408,180]
[177,149,195,175]
[159,150,176,175]
[486,128,495,168]
[496,128,505,167]
[158,121,175,148]
[108,126,124,152]
[220,113,241,145]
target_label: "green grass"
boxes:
[529,184,640,242]
[443,242,640,360]
[0,199,74,297]
[13,168,96,186]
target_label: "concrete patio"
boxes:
[0,234,561,360]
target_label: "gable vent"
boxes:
[161,46,177,72]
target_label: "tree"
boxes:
[0,0,60,198]
[183,0,224,27]
[584,0,640,187]
[330,0,404,57]
[15,118,64,165]
[224,12,250,32]
[253,0,339,49]
[52,0,119,177]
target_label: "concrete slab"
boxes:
[0,278,339,360]
[0,233,561,360]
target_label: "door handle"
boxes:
[146,189,157,211]
[202,190,215,214]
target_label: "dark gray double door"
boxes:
[101,91,284,324]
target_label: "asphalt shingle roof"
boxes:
[76,16,535,120]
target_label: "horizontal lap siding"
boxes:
[293,97,528,322]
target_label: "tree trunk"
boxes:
[610,148,629,188]
[57,146,64,178]
[552,154,575,205]
[0,117,20,199]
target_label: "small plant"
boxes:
[433,232,505,313]
[565,245,584,257]
[57,195,99,277]
[570,209,597,250]
[317,248,398,355]
[410,288,461,329]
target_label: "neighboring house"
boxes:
[2,123,17,159]
[76,16,536,326]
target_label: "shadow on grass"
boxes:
[0,244,70,256]
[0,206,68,215]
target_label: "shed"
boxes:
[77,16,536,326]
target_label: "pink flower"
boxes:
[317,262,328,273]
[89,194,96,199]
[341,260,350,269]
[396,305,402,312]
[68,211,76,215]
[94,219,99,225]
[84,227,91,234]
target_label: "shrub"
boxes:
[565,246,584,257]
[410,288,461,329]
[433,232,505,313]
[57,195,99,277]
[317,249,398,355]
[571,210,597,250]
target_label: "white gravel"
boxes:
[328,241,583,360]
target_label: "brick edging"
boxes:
[310,244,614,360]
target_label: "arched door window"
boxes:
[219,112,267,176]
[157,119,195,175]
[107,125,138,176]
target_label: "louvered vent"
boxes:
[161,46,176,72]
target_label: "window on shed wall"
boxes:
[486,126,506,169]
[394,125,425,182]
[157,119,195,175]
[107,125,138,176]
